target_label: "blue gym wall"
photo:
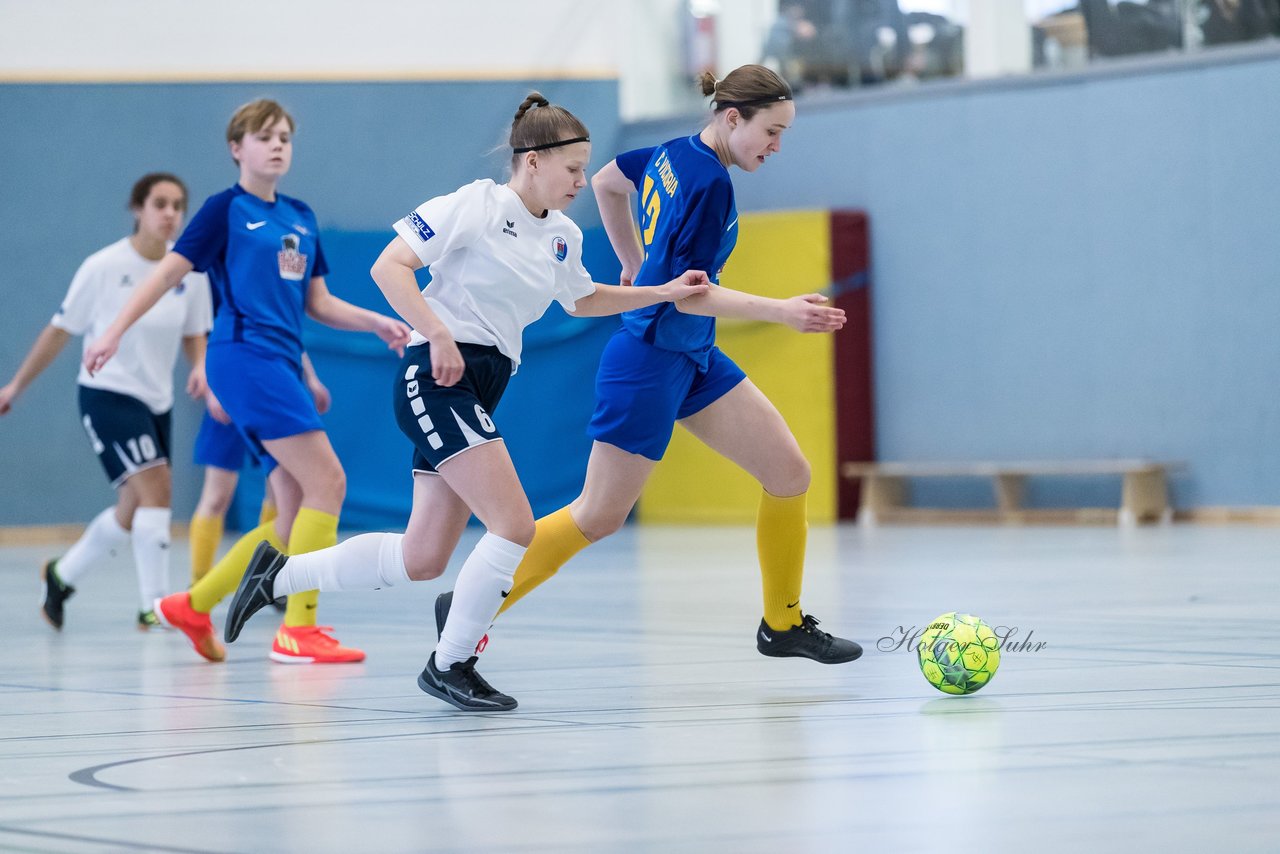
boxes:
[0,79,620,528]
[4,45,1279,527]
[622,45,1280,511]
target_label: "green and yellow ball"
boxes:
[917,612,1001,695]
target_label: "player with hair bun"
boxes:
[223,92,710,711]
[478,65,864,667]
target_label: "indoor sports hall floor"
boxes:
[2,523,1277,853]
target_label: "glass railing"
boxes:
[760,0,966,90]
[646,0,1279,115]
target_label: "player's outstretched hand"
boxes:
[429,334,465,388]
[375,315,412,357]
[0,383,18,416]
[781,293,845,333]
[658,270,712,302]
[83,333,121,377]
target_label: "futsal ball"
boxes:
[917,612,1001,695]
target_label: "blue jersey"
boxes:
[174,185,329,364]
[615,135,737,366]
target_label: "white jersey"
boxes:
[52,237,213,414]
[392,179,596,370]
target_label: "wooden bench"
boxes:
[839,460,1178,527]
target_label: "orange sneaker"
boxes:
[270,625,365,664]
[154,593,225,662]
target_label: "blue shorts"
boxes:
[78,386,172,487]
[206,344,323,473]
[587,328,746,461]
[193,411,253,472]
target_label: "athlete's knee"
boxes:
[130,471,172,507]
[403,549,449,581]
[196,492,233,518]
[764,451,810,497]
[491,516,536,549]
[304,461,346,507]
[327,465,348,502]
[573,508,626,543]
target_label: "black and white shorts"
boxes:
[393,342,512,474]
[77,386,172,487]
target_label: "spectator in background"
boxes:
[1079,0,1183,57]
[761,2,820,89]
[1200,0,1280,44]
[765,1,952,90]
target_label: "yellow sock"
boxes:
[283,507,338,627]
[759,490,807,631]
[189,514,224,583]
[258,499,277,527]
[497,507,590,615]
[189,520,286,614]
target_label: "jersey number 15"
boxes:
[640,175,661,248]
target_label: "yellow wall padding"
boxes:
[638,210,837,524]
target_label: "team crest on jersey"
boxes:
[552,236,567,262]
[405,211,435,243]
[277,234,308,281]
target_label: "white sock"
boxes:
[130,507,171,611]
[435,532,526,669]
[56,507,131,585]
[272,532,410,596]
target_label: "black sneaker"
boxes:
[756,614,863,664]
[224,541,287,643]
[434,590,491,654]
[270,595,288,613]
[417,653,517,712]
[40,559,74,631]
[433,591,451,641]
[137,609,163,631]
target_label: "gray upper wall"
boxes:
[3,42,1279,524]
[0,80,618,525]
[620,44,1280,508]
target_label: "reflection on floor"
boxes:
[2,523,1277,852]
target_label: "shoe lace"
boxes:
[799,614,835,646]
[453,656,500,697]
[295,625,341,648]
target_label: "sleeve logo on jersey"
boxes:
[404,211,435,243]
[277,234,308,282]
[551,236,567,263]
